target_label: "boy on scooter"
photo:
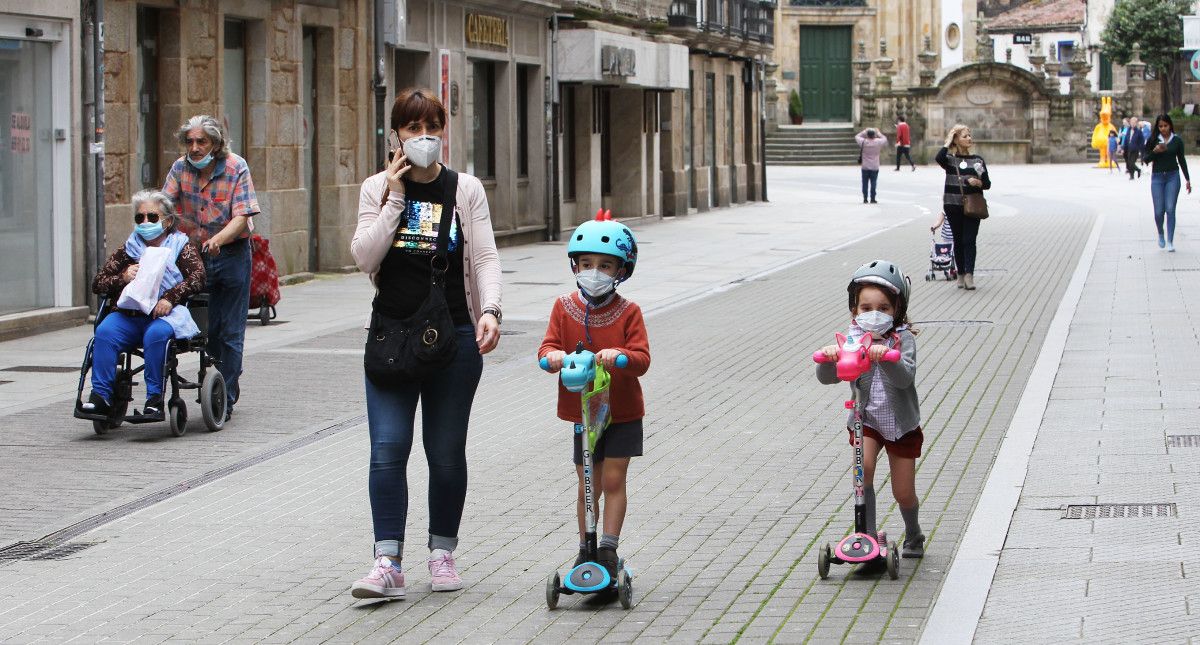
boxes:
[539,209,651,588]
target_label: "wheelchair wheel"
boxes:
[92,398,128,435]
[168,398,188,437]
[200,369,227,432]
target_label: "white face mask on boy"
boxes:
[576,269,616,298]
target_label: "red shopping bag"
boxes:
[248,234,281,307]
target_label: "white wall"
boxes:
[941,0,964,67]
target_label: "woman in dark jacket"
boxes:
[936,124,991,290]
[1142,114,1192,252]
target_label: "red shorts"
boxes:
[847,425,923,459]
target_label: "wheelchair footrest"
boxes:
[124,411,166,424]
[73,409,111,422]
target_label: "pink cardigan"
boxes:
[352,169,503,326]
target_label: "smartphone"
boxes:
[387,131,409,166]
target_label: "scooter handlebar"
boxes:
[811,349,902,363]
[538,353,628,371]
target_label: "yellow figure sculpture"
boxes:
[1092,96,1118,169]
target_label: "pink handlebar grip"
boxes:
[882,349,901,362]
[813,351,832,364]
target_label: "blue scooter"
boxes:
[540,342,633,609]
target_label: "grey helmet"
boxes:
[848,260,911,320]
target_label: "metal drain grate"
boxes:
[1062,503,1176,519]
[28,542,98,560]
[0,365,78,373]
[912,320,994,328]
[1162,268,1200,272]
[1167,435,1200,448]
[0,380,11,386]
[0,541,50,561]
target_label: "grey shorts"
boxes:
[573,418,644,465]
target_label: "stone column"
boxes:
[1068,46,1092,96]
[1126,44,1147,117]
[918,36,938,88]
[1043,44,1062,95]
[853,41,873,127]
[1027,36,1046,80]
[765,61,779,133]
[875,38,894,95]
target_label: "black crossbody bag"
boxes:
[364,169,460,386]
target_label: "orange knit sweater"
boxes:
[538,292,651,423]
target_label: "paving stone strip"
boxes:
[0,195,1093,643]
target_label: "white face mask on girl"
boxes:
[855,310,894,336]
[576,269,617,298]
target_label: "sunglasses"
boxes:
[134,212,161,224]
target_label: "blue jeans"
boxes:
[203,237,251,406]
[365,326,482,555]
[861,169,879,201]
[1151,171,1182,242]
[91,313,174,402]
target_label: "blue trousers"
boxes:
[91,313,174,402]
[861,169,879,200]
[365,326,482,553]
[203,238,251,407]
[1151,171,1182,242]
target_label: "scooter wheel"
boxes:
[617,566,633,610]
[886,541,899,580]
[545,572,561,610]
[817,543,831,579]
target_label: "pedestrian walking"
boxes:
[816,260,925,568]
[1125,116,1145,180]
[856,128,887,203]
[894,116,915,171]
[935,124,991,290]
[1142,113,1192,252]
[81,191,205,420]
[349,88,503,599]
[162,115,259,421]
[538,210,650,591]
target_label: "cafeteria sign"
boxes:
[466,14,508,48]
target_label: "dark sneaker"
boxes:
[573,549,589,568]
[903,534,925,559]
[144,394,165,419]
[596,547,619,582]
[224,405,233,423]
[80,392,111,416]
[853,557,889,576]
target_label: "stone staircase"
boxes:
[766,124,861,166]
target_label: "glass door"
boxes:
[0,37,55,315]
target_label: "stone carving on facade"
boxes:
[918,35,938,88]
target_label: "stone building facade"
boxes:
[101,0,374,276]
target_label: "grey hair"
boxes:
[177,115,229,158]
[131,190,178,233]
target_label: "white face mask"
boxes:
[402,135,442,168]
[855,310,894,336]
[576,268,616,298]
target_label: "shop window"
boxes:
[1057,41,1074,77]
[517,65,532,177]
[223,19,247,153]
[561,86,576,201]
[137,6,160,188]
[471,61,496,179]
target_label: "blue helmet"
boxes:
[567,209,638,279]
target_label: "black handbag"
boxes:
[364,169,461,385]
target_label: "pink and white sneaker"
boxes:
[428,549,463,591]
[350,557,406,599]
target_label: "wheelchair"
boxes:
[73,294,227,437]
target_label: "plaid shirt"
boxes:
[162,152,260,245]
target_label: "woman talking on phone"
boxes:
[1142,113,1191,252]
[348,88,503,599]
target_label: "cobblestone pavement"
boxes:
[0,165,1098,643]
[975,171,1200,643]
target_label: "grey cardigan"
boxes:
[815,329,920,435]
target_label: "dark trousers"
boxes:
[202,237,251,407]
[365,326,483,547]
[895,146,915,169]
[861,169,879,201]
[1125,149,1141,178]
[945,207,980,274]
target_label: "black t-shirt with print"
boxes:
[375,167,471,326]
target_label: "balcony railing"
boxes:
[668,0,774,45]
[788,0,866,6]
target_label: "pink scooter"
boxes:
[813,332,901,580]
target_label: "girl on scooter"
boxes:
[539,210,651,589]
[816,260,925,567]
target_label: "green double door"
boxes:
[799,27,852,122]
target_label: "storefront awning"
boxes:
[557,29,688,90]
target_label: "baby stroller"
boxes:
[925,234,957,282]
[247,234,280,326]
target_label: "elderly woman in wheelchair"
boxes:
[76,190,223,435]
